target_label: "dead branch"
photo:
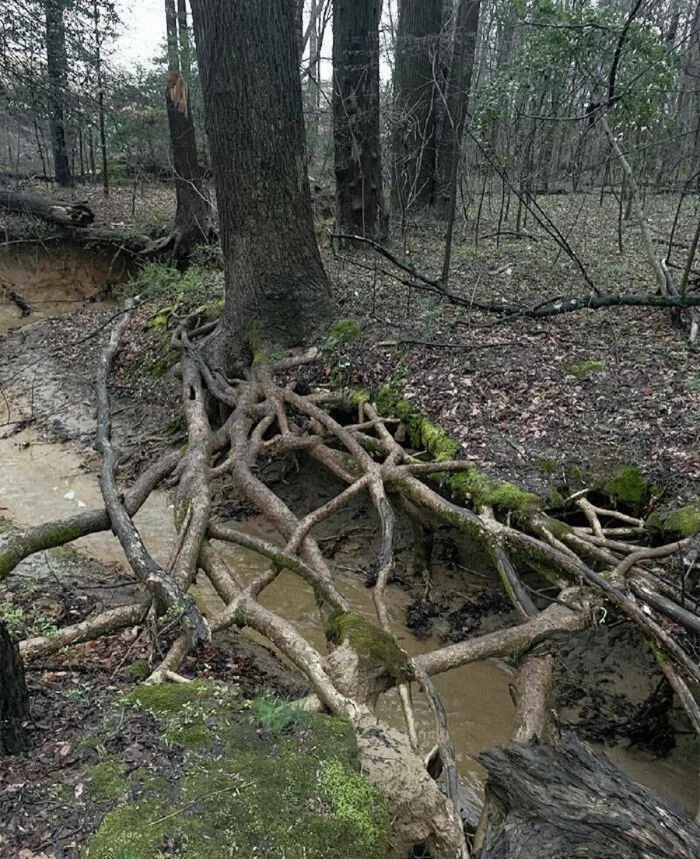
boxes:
[95,301,209,643]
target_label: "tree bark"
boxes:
[475,734,700,858]
[391,0,443,211]
[332,0,385,240]
[45,0,71,187]
[190,0,334,369]
[0,620,29,756]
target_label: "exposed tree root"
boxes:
[3,306,699,856]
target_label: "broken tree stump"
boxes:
[475,734,700,858]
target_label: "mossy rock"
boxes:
[604,465,649,510]
[647,502,700,539]
[84,682,389,859]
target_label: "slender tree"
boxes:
[189,0,334,370]
[332,0,385,239]
[0,621,28,756]
[436,0,481,283]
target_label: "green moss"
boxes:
[541,514,573,539]
[547,488,565,508]
[350,388,370,405]
[83,799,168,858]
[164,723,214,748]
[447,468,539,514]
[647,502,700,539]
[127,680,213,716]
[250,692,304,735]
[538,458,558,475]
[375,384,397,415]
[125,659,150,681]
[564,359,604,380]
[604,465,648,508]
[84,682,388,858]
[488,482,539,513]
[327,612,411,685]
[319,759,388,853]
[86,758,127,801]
[325,319,361,350]
[173,498,191,531]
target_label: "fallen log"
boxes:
[475,734,700,858]
[0,187,94,227]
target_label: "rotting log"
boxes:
[475,734,700,858]
[0,187,94,227]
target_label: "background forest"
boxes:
[1,2,700,858]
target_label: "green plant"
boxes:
[250,692,304,735]
[0,601,25,637]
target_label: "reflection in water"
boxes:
[0,427,696,813]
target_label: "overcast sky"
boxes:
[115,0,167,68]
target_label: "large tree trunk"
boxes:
[164,0,213,263]
[45,0,71,187]
[190,0,335,370]
[391,0,443,213]
[332,0,385,240]
[0,620,29,756]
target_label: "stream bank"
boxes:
[1,243,698,854]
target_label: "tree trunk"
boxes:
[437,0,481,285]
[475,734,700,858]
[435,0,480,213]
[45,0,71,187]
[332,0,385,240]
[164,0,212,262]
[0,187,94,226]
[391,0,443,212]
[190,0,335,370]
[0,620,29,756]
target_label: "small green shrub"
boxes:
[250,692,304,735]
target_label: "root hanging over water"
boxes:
[2,306,700,855]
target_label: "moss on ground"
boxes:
[604,465,649,509]
[564,359,604,380]
[84,681,388,859]
[85,757,128,801]
[647,502,700,539]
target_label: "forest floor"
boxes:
[0,182,699,857]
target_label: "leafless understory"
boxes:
[2,303,699,856]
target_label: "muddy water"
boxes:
[0,243,126,335]
[0,427,697,814]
